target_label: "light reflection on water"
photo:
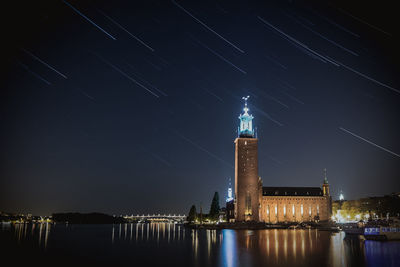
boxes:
[2,222,400,266]
[221,229,238,267]
[11,222,51,250]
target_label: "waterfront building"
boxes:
[332,192,400,222]
[233,97,332,223]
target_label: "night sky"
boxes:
[1,0,399,216]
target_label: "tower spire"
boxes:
[226,177,233,202]
[322,168,330,196]
[238,96,254,138]
[243,96,249,113]
[339,190,344,201]
[323,168,328,184]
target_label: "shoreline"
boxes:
[184,222,340,231]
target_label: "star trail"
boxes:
[1,0,399,216]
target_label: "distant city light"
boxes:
[226,178,234,202]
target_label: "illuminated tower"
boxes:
[322,168,330,196]
[234,96,259,221]
[226,178,234,202]
[322,168,332,219]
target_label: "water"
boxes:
[1,222,399,266]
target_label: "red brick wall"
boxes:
[235,138,259,221]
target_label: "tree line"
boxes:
[333,194,400,220]
[187,192,220,223]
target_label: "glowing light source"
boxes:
[226,178,234,202]
[238,96,254,137]
[226,187,233,202]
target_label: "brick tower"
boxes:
[234,96,259,221]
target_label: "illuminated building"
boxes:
[234,96,260,221]
[226,179,234,202]
[233,97,332,222]
[226,179,235,222]
[339,191,344,201]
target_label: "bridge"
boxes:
[123,214,186,222]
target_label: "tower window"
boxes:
[245,192,252,216]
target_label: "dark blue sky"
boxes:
[1,0,399,215]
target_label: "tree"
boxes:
[209,192,220,221]
[332,202,339,215]
[187,205,197,223]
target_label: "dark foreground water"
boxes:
[1,223,399,267]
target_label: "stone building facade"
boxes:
[232,97,332,223]
[259,186,332,223]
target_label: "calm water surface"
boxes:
[1,223,399,266]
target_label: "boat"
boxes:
[364,226,400,241]
[318,226,340,232]
[344,228,364,235]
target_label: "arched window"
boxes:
[245,192,252,216]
